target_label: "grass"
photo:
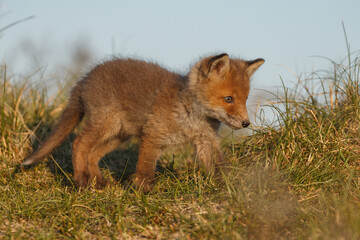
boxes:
[1,50,360,239]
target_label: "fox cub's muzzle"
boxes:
[223,115,250,130]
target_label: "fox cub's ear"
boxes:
[207,53,230,78]
[246,58,265,77]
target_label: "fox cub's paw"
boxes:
[75,172,109,190]
[133,176,154,193]
[93,177,110,190]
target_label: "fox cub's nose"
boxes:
[242,120,250,128]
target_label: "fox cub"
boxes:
[23,53,264,191]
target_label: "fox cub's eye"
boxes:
[224,96,233,103]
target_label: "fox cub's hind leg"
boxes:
[86,138,122,188]
[72,120,121,189]
[72,135,90,188]
[134,138,162,192]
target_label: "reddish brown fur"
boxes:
[23,54,264,191]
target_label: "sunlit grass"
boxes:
[1,49,360,239]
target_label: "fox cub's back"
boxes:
[80,59,184,128]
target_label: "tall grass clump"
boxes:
[0,65,69,166]
[238,50,360,188]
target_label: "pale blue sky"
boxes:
[1,0,360,122]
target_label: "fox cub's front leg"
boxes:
[193,134,224,173]
[134,138,162,192]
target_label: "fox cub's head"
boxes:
[189,53,264,129]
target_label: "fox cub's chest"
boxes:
[161,117,217,147]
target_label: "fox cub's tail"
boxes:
[23,81,85,166]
